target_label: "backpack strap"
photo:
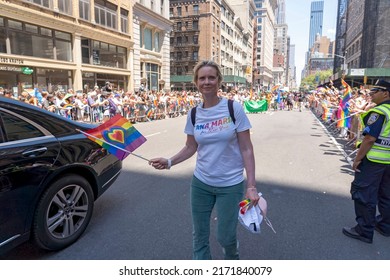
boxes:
[191,106,197,126]
[228,99,236,124]
[191,99,236,126]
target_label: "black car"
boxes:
[0,96,122,253]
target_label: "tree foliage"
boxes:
[300,70,333,91]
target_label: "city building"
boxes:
[302,0,324,79]
[224,0,256,89]
[307,35,334,76]
[273,23,288,85]
[308,0,324,51]
[0,0,172,94]
[169,0,220,91]
[169,0,254,91]
[333,0,347,74]
[133,1,172,92]
[288,43,297,90]
[253,0,277,91]
[324,0,390,88]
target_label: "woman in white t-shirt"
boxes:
[150,60,258,260]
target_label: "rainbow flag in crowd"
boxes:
[337,103,351,128]
[322,106,334,121]
[146,109,153,118]
[341,79,352,109]
[271,85,280,92]
[84,115,147,160]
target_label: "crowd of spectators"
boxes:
[308,85,376,145]
[0,83,268,124]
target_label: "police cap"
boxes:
[371,79,390,92]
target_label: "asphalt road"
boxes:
[2,107,389,260]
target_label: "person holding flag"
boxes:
[343,79,390,243]
[149,60,259,260]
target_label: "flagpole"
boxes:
[76,129,150,162]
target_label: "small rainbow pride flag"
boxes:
[341,79,352,109]
[146,109,153,118]
[84,115,147,160]
[337,104,351,128]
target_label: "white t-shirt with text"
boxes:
[184,98,252,187]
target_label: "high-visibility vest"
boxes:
[358,103,390,164]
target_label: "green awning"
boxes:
[170,75,193,83]
[223,75,247,83]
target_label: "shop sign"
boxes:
[0,65,22,72]
[0,57,24,64]
[350,68,365,76]
[21,67,34,75]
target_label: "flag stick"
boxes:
[76,129,150,162]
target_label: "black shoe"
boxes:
[375,225,390,237]
[342,227,373,244]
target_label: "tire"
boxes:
[32,174,94,251]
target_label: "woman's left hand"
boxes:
[245,187,260,206]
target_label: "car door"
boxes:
[0,109,61,248]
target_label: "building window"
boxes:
[193,21,198,30]
[81,39,90,63]
[27,0,50,8]
[177,7,182,16]
[161,0,164,15]
[193,51,198,60]
[143,28,152,50]
[193,5,199,15]
[154,32,160,52]
[193,35,198,44]
[120,8,128,33]
[141,62,160,90]
[0,18,5,53]
[6,19,72,61]
[79,0,90,20]
[95,0,117,30]
[81,38,126,68]
[55,31,72,61]
[58,0,73,15]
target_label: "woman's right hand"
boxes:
[149,158,169,170]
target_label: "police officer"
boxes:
[343,79,390,243]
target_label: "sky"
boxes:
[285,0,339,85]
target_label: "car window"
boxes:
[0,111,44,142]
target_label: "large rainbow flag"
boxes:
[84,115,147,160]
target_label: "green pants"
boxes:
[191,176,244,260]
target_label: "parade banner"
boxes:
[244,100,268,113]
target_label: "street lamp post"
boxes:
[334,53,347,74]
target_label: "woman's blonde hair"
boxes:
[193,60,223,88]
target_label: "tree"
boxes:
[300,69,333,91]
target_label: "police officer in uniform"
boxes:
[343,79,390,243]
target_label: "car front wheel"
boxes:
[32,174,94,251]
